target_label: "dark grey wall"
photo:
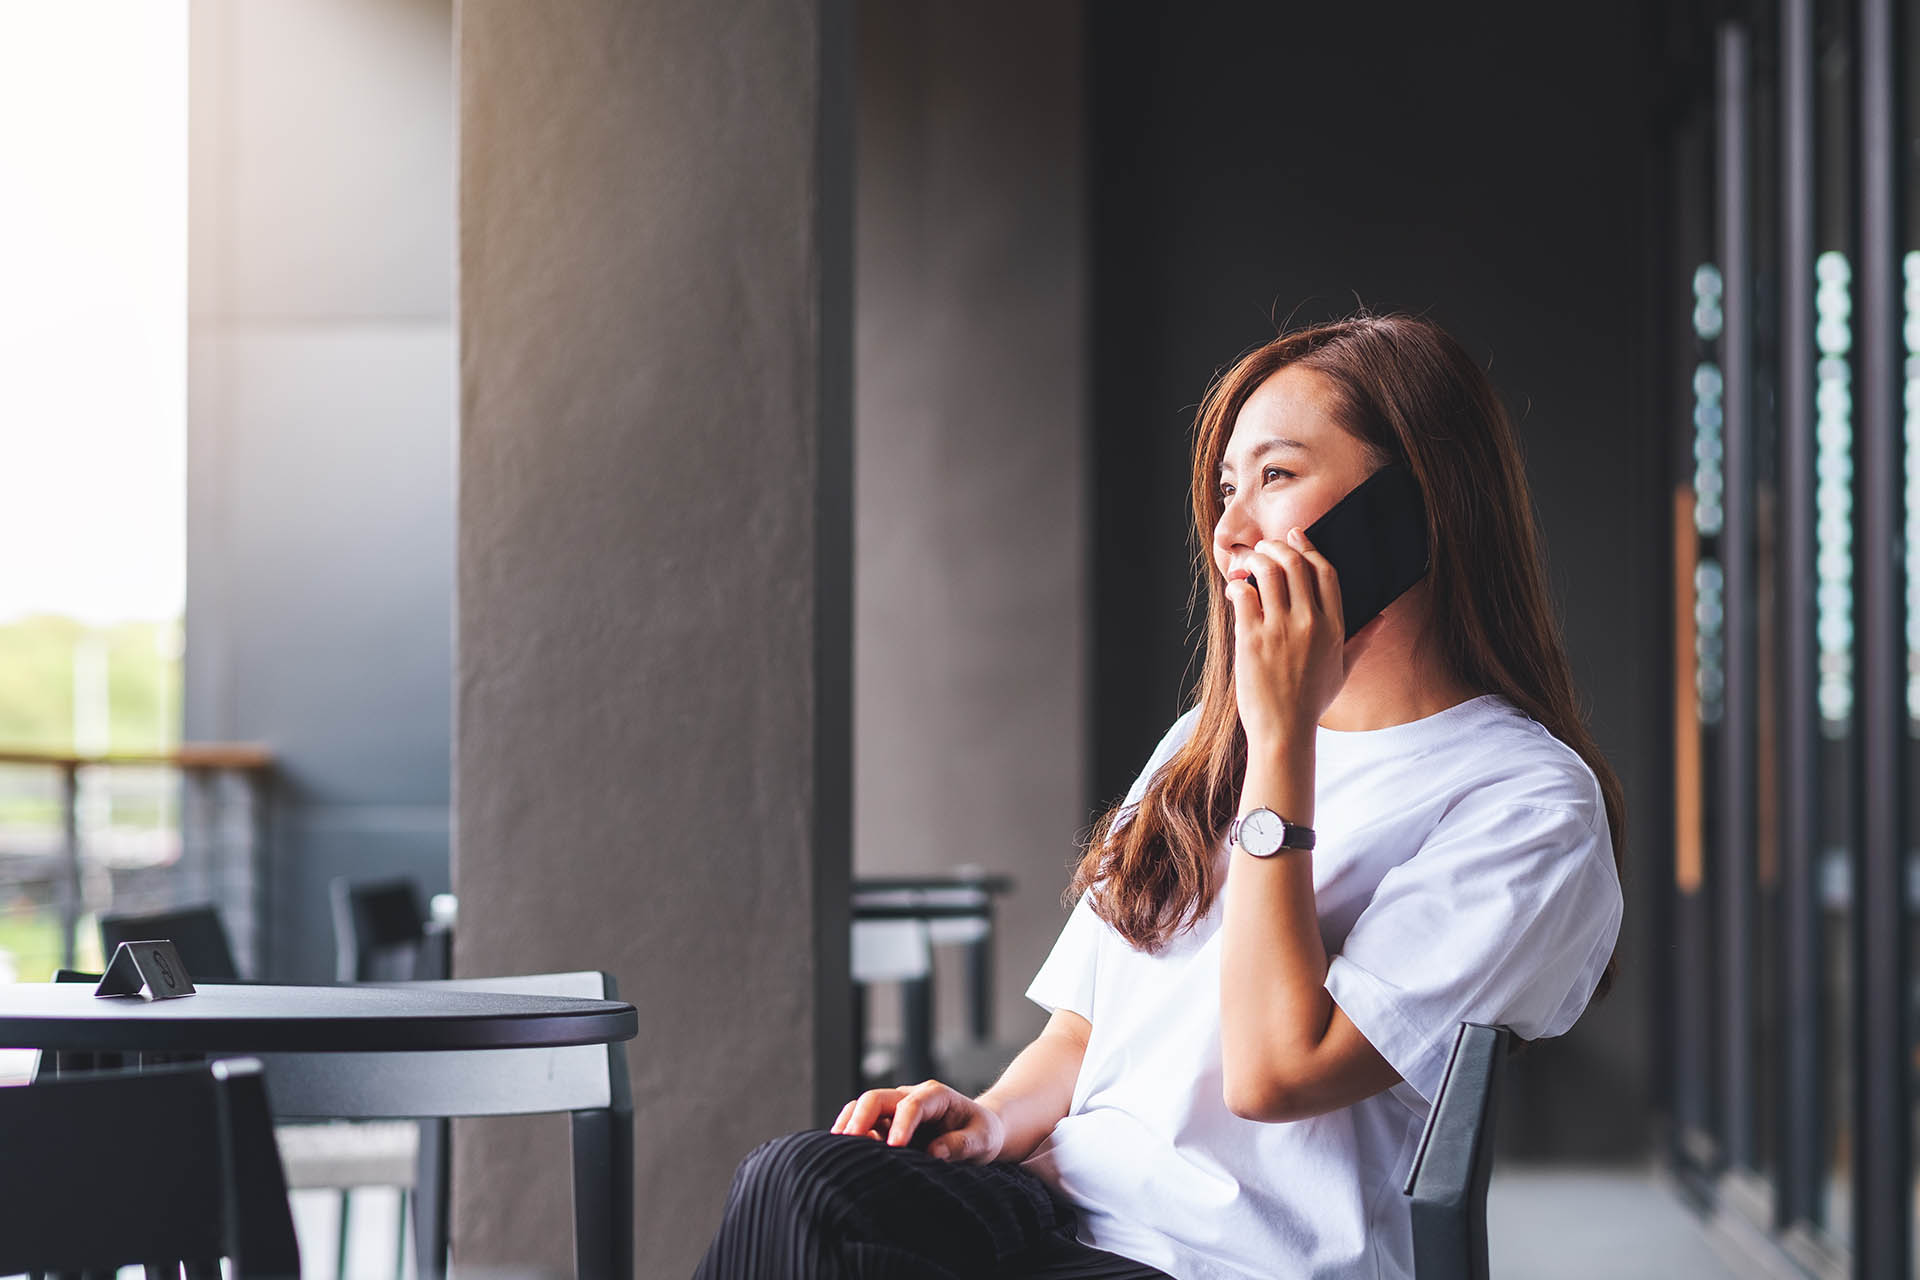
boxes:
[854,0,1088,1057]
[1086,2,1662,1159]
[454,1,851,1275]
[185,0,454,980]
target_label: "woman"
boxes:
[694,312,1626,1280]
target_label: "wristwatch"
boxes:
[1228,806,1316,857]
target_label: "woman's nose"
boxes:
[1215,493,1258,553]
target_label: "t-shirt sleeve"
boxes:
[1322,797,1623,1107]
[1024,706,1199,1022]
[1025,891,1104,1020]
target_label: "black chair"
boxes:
[850,870,1014,1093]
[0,1057,300,1278]
[319,876,454,1278]
[254,970,632,1280]
[100,902,242,981]
[1402,1021,1512,1280]
[331,876,447,982]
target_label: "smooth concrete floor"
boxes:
[0,1084,1743,1280]
[294,1162,1742,1280]
[1488,1162,1742,1280]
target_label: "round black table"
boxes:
[2,979,641,1280]
[0,982,638,1054]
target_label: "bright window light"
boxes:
[0,0,187,629]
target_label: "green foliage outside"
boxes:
[0,614,181,980]
[0,613,183,754]
[0,911,64,984]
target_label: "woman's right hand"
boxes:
[829,1079,1006,1164]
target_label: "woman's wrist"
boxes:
[970,1091,1012,1159]
[1239,734,1316,827]
[1244,715,1316,762]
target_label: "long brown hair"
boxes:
[1068,311,1626,1009]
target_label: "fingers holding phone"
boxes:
[1224,462,1431,745]
[1226,527,1348,744]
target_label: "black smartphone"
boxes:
[1302,462,1431,640]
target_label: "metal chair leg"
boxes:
[851,982,869,1091]
[395,1187,409,1280]
[335,1188,352,1280]
[412,1117,449,1280]
[569,1105,633,1280]
[901,975,935,1082]
[965,933,994,1042]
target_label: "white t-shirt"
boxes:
[1020,692,1622,1280]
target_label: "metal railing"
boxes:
[0,745,273,980]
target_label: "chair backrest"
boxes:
[251,971,632,1280]
[331,876,431,982]
[1402,1021,1510,1280]
[253,970,630,1120]
[0,1057,300,1278]
[99,902,242,982]
[851,918,933,983]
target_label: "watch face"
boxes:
[1240,808,1286,856]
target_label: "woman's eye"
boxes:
[1218,484,1234,502]
[1264,466,1292,483]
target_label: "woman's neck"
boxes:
[1316,585,1484,732]
[1319,673,1483,732]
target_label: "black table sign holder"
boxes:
[94,939,197,1000]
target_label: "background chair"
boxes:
[294,876,454,1279]
[850,869,1014,1094]
[0,1057,300,1279]
[331,876,450,982]
[1403,1021,1512,1280]
[253,969,632,1280]
[100,902,243,981]
[851,915,935,1088]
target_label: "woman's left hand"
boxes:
[1225,527,1372,750]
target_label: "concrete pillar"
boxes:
[453,1,851,1275]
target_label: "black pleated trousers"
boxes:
[693,1129,1174,1279]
